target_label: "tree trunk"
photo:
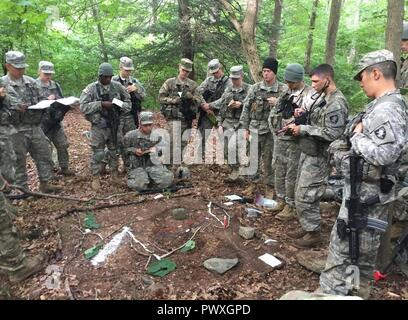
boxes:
[151,0,159,29]
[218,0,262,82]
[91,1,109,62]
[178,0,195,79]
[304,0,319,74]
[269,0,283,59]
[385,0,404,86]
[325,0,342,66]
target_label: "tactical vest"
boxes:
[249,89,276,121]
[161,82,188,121]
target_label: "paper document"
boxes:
[112,98,123,107]
[258,253,282,268]
[28,96,79,110]
[56,96,79,106]
[225,195,242,201]
[28,100,54,110]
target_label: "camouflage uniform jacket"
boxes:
[340,90,408,204]
[79,80,132,128]
[198,75,231,110]
[298,89,348,156]
[2,74,47,129]
[123,129,161,168]
[112,75,146,102]
[158,76,203,121]
[269,84,314,141]
[0,87,19,135]
[214,82,251,128]
[239,80,286,134]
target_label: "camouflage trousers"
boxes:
[222,123,242,169]
[254,131,274,186]
[274,139,301,207]
[166,120,190,166]
[0,130,16,184]
[12,127,53,187]
[295,153,329,232]
[320,199,389,296]
[46,126,69,170]
[0,192,24,272]
[90,126,119,176]
[127,165,173,191]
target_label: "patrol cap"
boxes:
[179,58,193,72]
[353,49,396,81]
[208,59,221,74]
[39,61,55,74]
[403,22,408,40]
[230,65,243,79]
[98,62,114,76]
[119,57,134,71]
[5,51,28,69]
[140,111,154,125]
[284,63,304,82]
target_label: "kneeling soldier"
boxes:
[124,112,173,191]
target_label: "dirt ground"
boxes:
[1,109,407,300]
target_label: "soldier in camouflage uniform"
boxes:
[197,59,231,159]
[79,63,132,190]
[124,111,173,191]
[239,57,285,197]
[213,65,250,182]
[2,51,60,193]
[111,57,146,170]
[158,58,203,166]
[320,50,408,298]
[36,61,75,177]
[268,63,314,221]
[0,170,47,283]
[0,78,18,185]
[285,64,348,248]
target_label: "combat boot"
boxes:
[8,253,47,283]
[60,168,75,177]
[39,181,62,193]
[294,231,321,249]
[111,171,122,185]
[269,198,286,214]
[92,175,101,190]
[287,227,307,239]
[276,205,296,221]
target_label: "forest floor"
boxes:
[1,109,407,300]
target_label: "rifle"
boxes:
[138,182,192,195]
[374,228,408,281]
[137,136,162,168]
[130,91,142,127]
[198,75,229,127]
[337,154,387,267]
[100,93,121,156]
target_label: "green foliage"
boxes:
[0,0,406,111]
